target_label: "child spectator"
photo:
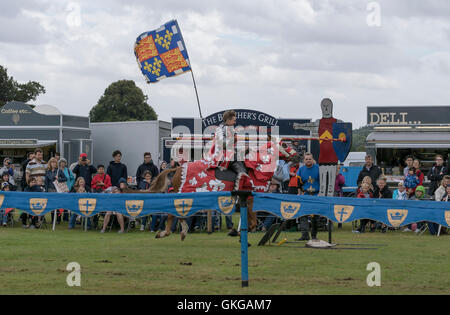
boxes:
[393,182,408,200]
[357,183,373,233]
[0,158,15,186]
[138,171,153,191]
[69,177,92,230]
[404,167,419,194]
[100,187,126,234]
[138,171,153,231]
[92,165,112,193]
[413,159,424,187]
[287,156,300,195]
[356,176,374,196]
[1,171,16,191]
[27,177,46,229]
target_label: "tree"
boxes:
[351,125,372,151]
[89,80,158,122]
[0,65,46,107]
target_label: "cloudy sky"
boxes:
[1,0,449,127]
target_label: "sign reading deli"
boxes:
[367,106,450,126]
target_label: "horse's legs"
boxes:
[247,198,257,232]
[180,219,189,241]
[155,214,174,238]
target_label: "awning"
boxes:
[366,131,450,148]
[0,140,57,148]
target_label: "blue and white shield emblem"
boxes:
[332,122,352,162]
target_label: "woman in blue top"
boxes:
[59,158,75,191]
[45,158,67,192]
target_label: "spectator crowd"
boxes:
[0,148,449,238]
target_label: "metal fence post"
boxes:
[233,191,252,288]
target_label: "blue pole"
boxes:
[240,203,249,287]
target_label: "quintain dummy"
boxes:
[294,98,352,197]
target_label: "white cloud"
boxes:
[0,0,449,128]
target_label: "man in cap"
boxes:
[73,153,97,190]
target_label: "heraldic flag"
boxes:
[134,20,191,83]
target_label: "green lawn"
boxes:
[0,214,449,295]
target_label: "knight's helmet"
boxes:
[320,98,333,118]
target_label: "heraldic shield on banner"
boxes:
[126,200,144,218]
[445,211,450,227]
[387,209,408,227]
[334,205,354,223]
[78,199,97,216]
[218,196,235,215]
[29,198,47,215]
[332,122,352,163]
[174,199,193,217]
[280,202,301,219]
[0,195,4,208]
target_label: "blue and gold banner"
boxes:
[0,191,236,219]
[252,193,450,228]
[134,19,191,83]
[1,191,449,228]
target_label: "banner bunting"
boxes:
[252,193,450,228]
[1,191,449,228]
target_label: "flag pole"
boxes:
[190,70,203,119]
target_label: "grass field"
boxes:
[0,214,449,295]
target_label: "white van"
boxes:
[343,152,366,167]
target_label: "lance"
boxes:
[174,135,347,142]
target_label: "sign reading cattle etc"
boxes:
[368,106,450,126]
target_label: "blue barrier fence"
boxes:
[1,191,449,228]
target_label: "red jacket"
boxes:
[288,165,300,187]
[91,173,112,191]
[357,190,373,198]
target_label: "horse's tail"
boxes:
[149,167,179,193]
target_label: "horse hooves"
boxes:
[156,231,169,239]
